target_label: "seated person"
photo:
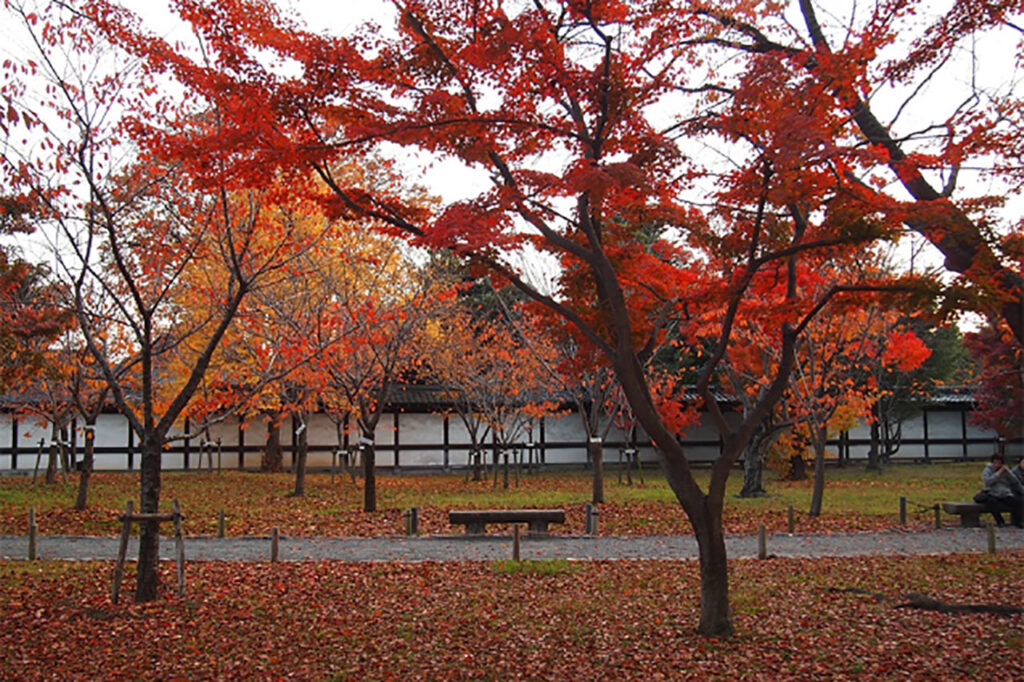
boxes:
[979,453,1024,527]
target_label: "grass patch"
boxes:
[0,462,989,536]
[490,558,580,575]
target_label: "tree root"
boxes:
[828,588,1023,616]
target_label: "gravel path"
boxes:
[3,527,1024,563]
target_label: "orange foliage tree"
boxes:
[0,1,328,602]
[521,306,622,503]
[170,190,352,495]
[722,256,933,514]
[0,253,69,397]
[424,280,563,485]
[786,302,930,516]
[422,298,496,481]
[319,235,452,512]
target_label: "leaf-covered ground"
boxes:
[1,554,1021,680]
[0,464,983,538]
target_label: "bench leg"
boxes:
[960,512,981,528]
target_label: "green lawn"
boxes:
[0,462,986,537]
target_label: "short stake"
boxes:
[899,496,907,526]
[404,507,419,536]
[585,503,599,536]
[787,506,795,534]
[512,525,521,562]
[757,524,767,560]
[987,521,997,554]
[111,501,133,604]
[28,507,37,561]
[218,508,226,538]
[173,500,186,599]
[271,527,280,562]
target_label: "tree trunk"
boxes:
[691,500,733,637]
[135,435,162,603]
[880,417,901,464]
[472,449,483,482]
[808,426,827,517]
[74,421,96,510]
[738,430,767,498]
[866,417,881,472]
[262,418,282,473]
[292,415,308,497]
[589,439,604,504]
[45,422,60,484]
[59,426,71,474]
[362,437,376,513]
[787,455,807,481]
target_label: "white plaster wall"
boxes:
[398,413,445,467]
[540,414,588,464]
[0,407,1014,471]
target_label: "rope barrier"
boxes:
[899,496,942,528]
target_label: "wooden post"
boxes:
[110,501,187,603]
[111,501,133,604]
[987,521,997,554]
[218,508,226,538]
[11,416,19,471]
[32,439,44,483]
[757,524,767,560]
[173,499,186,599]
[503,452,509,489]
[393,410,400,471]
[922,409,931,463]
[787,506,795,534]
[405,507,419,536]
[127,429,134,471]
[585,503,599,536]
[960,411,969,462]
[271,527,279,562]
[28,507,37,561]
[183,417,191,470]
[899,497,907,526]
[934,504,942,529]
[512,525,520,562]
[237,423,245,470]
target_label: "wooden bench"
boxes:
[448,509,565,535]
[941,501,986,527]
